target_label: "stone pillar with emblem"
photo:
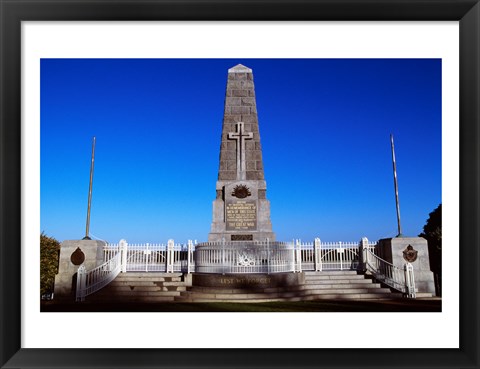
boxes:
[377,237,436,295]
[54,239,105,300]
[208,64,275,242]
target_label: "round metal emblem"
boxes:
[70,247,85,265]
[402,245,418,263]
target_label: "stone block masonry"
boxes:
[209,64,275,242]
[54,239,105,300]
[217,65,265,182]
[377,237,436,294]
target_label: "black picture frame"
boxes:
[1,1,479,368]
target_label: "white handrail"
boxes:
[76,251,122,302]
[363,248,416,298]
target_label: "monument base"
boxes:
[208,231,276,242]
[193,272,304,289]
[54,239,105,300]
[209,181,276,242]
[377,237,436,295]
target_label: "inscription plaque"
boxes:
[226,200,257,231]
[220,277,272,285]
[231,234,253,241]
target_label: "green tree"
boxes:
[40,232,60,297]
[419,204,442,296]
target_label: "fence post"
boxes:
[295,239,302,272]
[288,240,294,272]
[359,237,369,273]
[222,237,226,275]
[338,242,344,270]
[314,238,322,271]
[404,263,416,298]
[75,265,86,302]
[167,239,174,273]
[187,240,193,274]
[119,239,128,273]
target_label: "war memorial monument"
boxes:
[53,64,436,306]
[208,64,275,243]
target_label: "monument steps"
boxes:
[174,293,405,303]
[301,281,380,287]
[414,293,435,298]
[304,270,357,274]
[109,276,183,282]
[88,295,178,303]
[176,287,394,300]
[362,273,434,298]
[304,278,373,284]
[302,271,402,298]
[294,285,389,293]
[87,271,428,303]
[87,272,188,303]
[304,275,367,281]
[107,281,189,289]
[96,286,187,292]
[185,282,384,294]
[174,271,404,302]
[96,290,182,297]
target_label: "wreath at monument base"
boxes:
[236,252,256,266]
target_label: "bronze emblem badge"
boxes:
[402,245,418,262]
[70,247,86,265]
[231,184,251,199]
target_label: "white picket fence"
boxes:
[295,238,377,272]
[193,238,378,274]
[75,239,194,301]
[75,237,416,300]
[101,238,376,274]
[194,240,295,274]
[103,239,195,273]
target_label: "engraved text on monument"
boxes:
[226,200,257,230]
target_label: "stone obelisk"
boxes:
[208,64,275,242]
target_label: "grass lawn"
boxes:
[41,298,441,313]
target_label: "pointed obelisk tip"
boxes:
[228,64,252,73]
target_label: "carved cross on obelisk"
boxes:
[228,122,253,180]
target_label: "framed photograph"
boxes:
[1,0,479,368]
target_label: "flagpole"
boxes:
[83,137,96,240]
[390,134,402,237]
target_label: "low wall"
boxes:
[193,272,304,289]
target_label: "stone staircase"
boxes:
[88,270,431,303]
[88,272,188,302]
[174,271,403,303]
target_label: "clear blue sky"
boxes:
[40,59,441,244]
